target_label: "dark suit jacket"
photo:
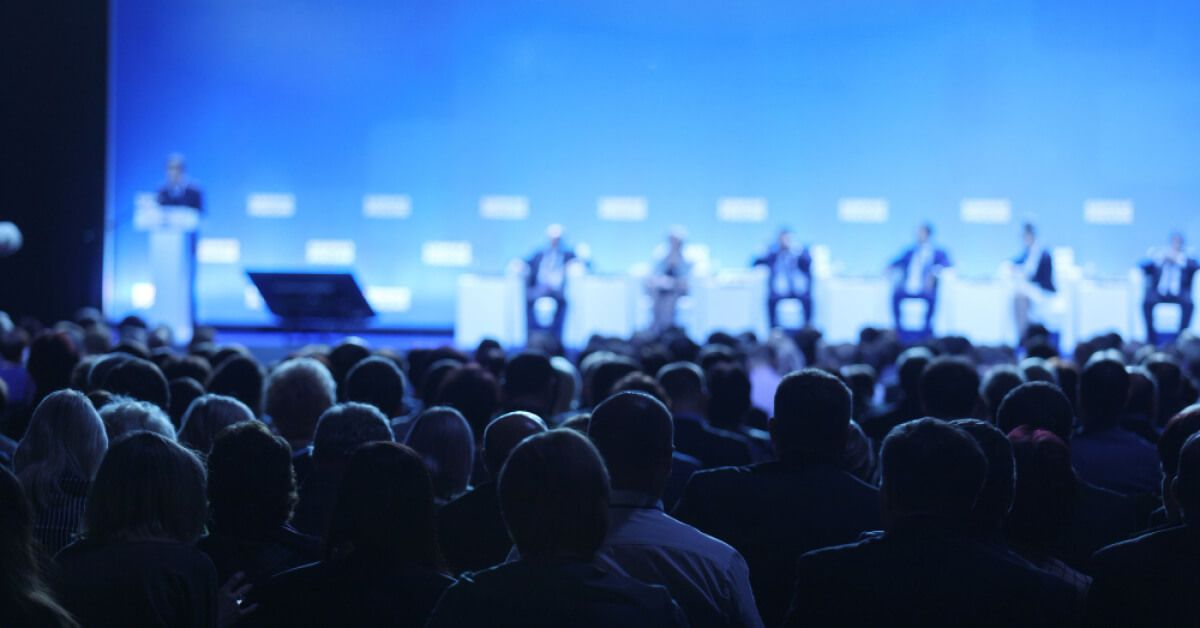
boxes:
[1087,524,1200,627]
[525,247,578,291]
[291,466,341,538]
[438,481,511,574]
[785,516,1078,628]
[157,182,204,211]
[753,246,812,294]
[672,457,881,627]
[425,558,688,628]
[673,412,753,469]
[1140,256,1199,299]
[245,552,453,628]
[888,246,952,295]
[1015,248,1056,293]
[1060,480,1141,573]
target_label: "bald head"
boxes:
[483,411,547,474]
[589,391,674,496]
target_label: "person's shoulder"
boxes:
[1095,524,1192,564]
[799,533,880,566]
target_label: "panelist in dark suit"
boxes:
[1139,231,1198,345]
[753,228,812,329]
[673,369,880,626]
[886,222,951,336]
[524,224,580,343]
[1012,222,1056,340]
[155,153,204,324]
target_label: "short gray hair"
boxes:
[99,398,175,442]
[265,358,337,445]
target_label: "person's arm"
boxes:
[752,249,771,267]
[723,552,765,628]
[798,248,812,274]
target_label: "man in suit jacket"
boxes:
[1140,231,1199,345]
[672,369,880,626]
[524,224,580,343]
[1013,222,1056,341]
[887,223,951,337]
[658,362,753,469]
[438,411,546,574]
[156,153,204,211]
[784,419,1078,628]
[753,228,813,329]
[1087,431,1200,627]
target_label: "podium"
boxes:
[134,201,200,342]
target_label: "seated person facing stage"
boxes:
[426,429,687,627]
[886,222,950,336]
[524,224,582,342]
[1140,231,1198,345]
[646,226,693,334]
[1012,222,1056,340]
[784,419,1077,628]
[753,228,812,329]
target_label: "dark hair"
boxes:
[707,363,752,429]
[1005,426,1077,549]
[312,403,394,467]
[327,339,372,399]
[163,355,212,387]
[1145,355,1187,425]
[657,361,707,405]
[344,356,406,418]
[501,351,556,416]
[919,357,981,419]
[980,366,1024,421]
[996,382,1074,442]
[881,418,987,516]
[609,372,671,409]
[589,392,674,493]
[405,407,475,501]
[772,369,852,457]
[0,466,76,628]
[1126,366,1159,421]
[951,419,1014,524]
[498,429,609,559]
[1175,432,1200,519]
[207,421,297,540]
[177,394,255,455]
[101,357,170,411]
[481,412,547,475]
[1159,405,1200,478]
[167,377,205,429]
[325,442,443,570]
[1078,357,1129,426]
[586,358,640,407]
[207,355,264,417]
[27,331,79,400]
[84,432,207,544]
[435,364,501,442]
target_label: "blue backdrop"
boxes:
[106,0,1200,328]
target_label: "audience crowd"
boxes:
[2,307,1200,627]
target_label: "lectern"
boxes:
[134,200,200,342]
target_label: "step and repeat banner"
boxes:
[106,0,1200,329]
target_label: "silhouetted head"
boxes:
[325,442,442,569]
[101,357,170,411]
[343,356,406,419]
[1173,432,1200,524]
[1005,426,1076,550]
[435,364,501,443]
[657,361,707,413]
[995,382,1075,442]
[207,421,297,540]
[207,355,264,417]
[589,392,674,497]
[919,356,981,419]
[501,351,557,419]
[482,411,547,476]
[265,358,336,449]
[499,429,609,561]
[980,366,1025,421]
[177,394,255,455]
[951,419,1015,527]
[84,432,207,544]
[312,402,394,468]
[1078,356,1129,428]
[405,406,475,502]
[881,418,987,522]
[772,369,853,459]
[13,390,108,510]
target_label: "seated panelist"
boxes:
[886,222,951,337]
[1140,231,1198,345]
[753,228,812,329]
